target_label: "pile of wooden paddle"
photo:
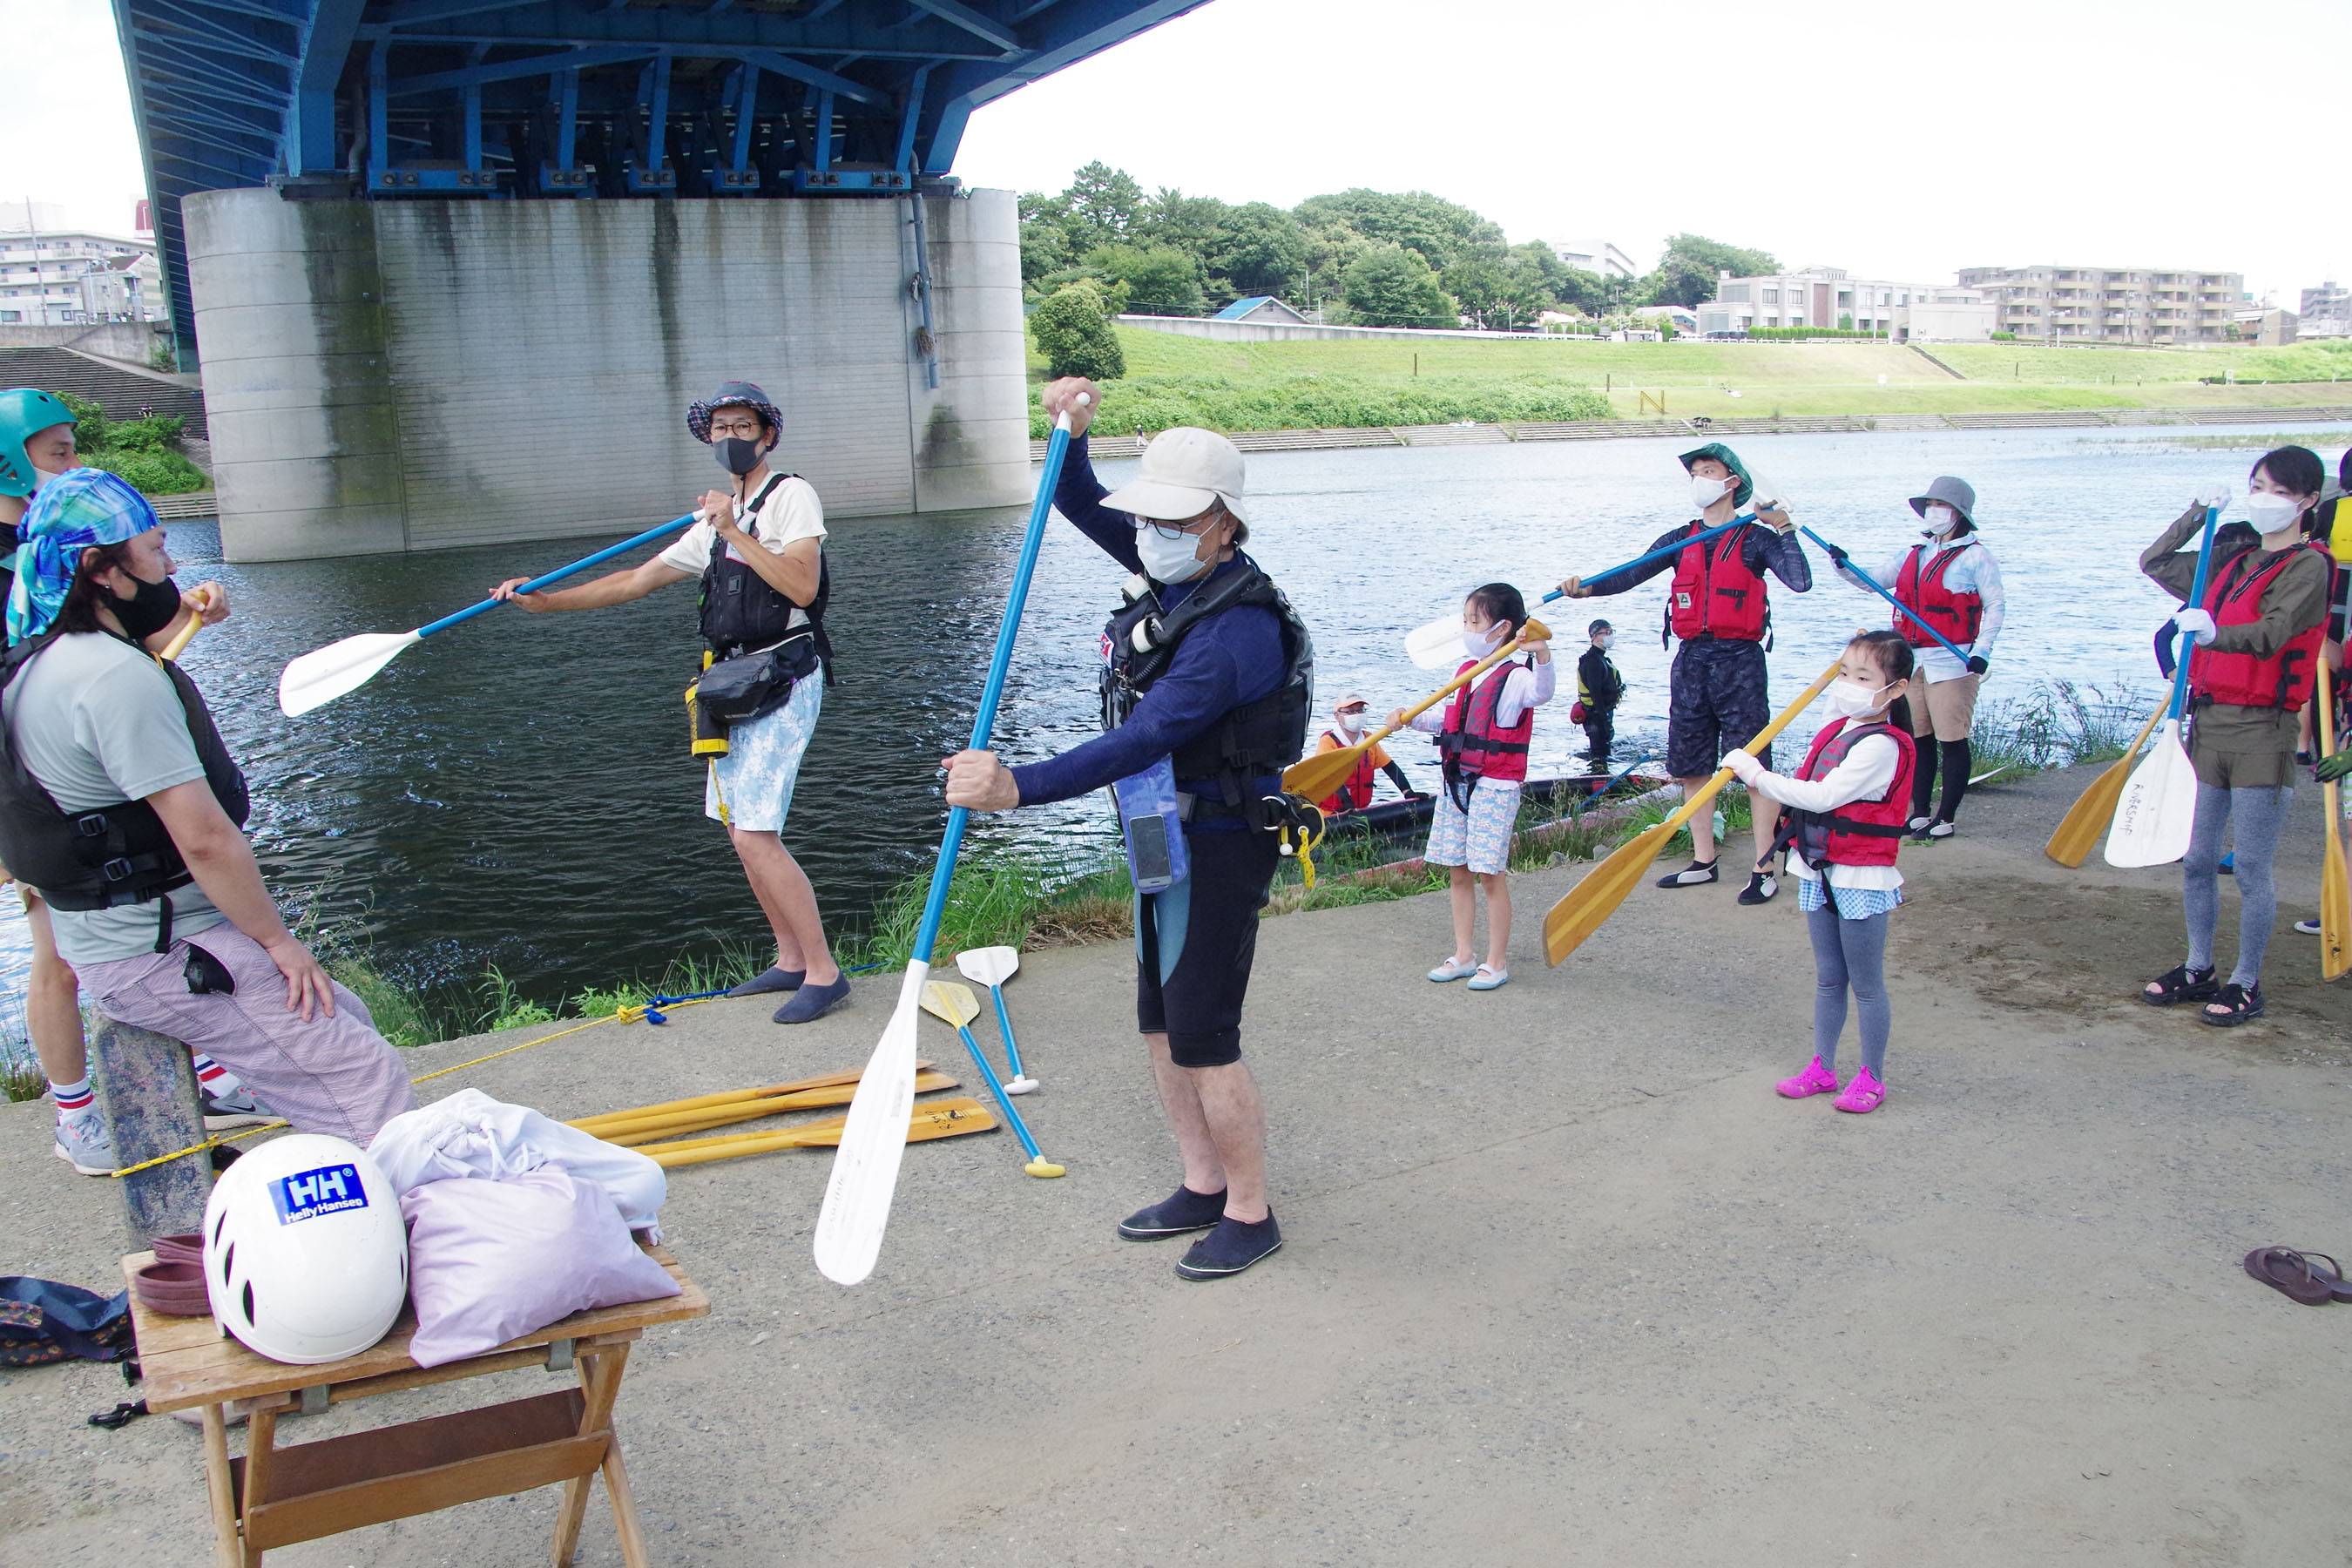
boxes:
[567,1064,997,1169]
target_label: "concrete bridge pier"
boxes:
[183,188,1031,563]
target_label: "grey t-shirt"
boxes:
[3,632,228,965]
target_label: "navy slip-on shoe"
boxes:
[1175,1213,1283,1280]
[727,965,805,997]
[772,974,850,1024]
[1118,1185,1227,1241]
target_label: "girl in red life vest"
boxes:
[1392,584,1554,992]
[1723,631,1918,1114]
[2139,445,2335,1025]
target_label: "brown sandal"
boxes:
[2244,1247,2337,1306]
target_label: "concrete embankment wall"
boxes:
[184,190,1031,563]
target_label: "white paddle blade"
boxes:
[277,631,422,716]
[812,962,928,1286]
[2104,721,2199,868]
[1404,614,1468,671]
[955,945,1020,988]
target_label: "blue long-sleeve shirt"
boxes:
[1583,518,1814,598]
[1010,436,1284,808]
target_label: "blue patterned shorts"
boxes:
[705,676,821,832]
[1795,875,1903,920]
[1426,777,1521,875]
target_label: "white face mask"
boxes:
[1691,475,1730,509]
[2244,491,2302,533]
[1922,503,1959,537]
[1336,710,1367,735]
[1463,620,1506,656]
[1134,518,1213,583]
[1597,633,1616,651]
[1823,678,1896,720]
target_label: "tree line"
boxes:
[1020,163,1778,349]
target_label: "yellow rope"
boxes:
[103,997,722,1179]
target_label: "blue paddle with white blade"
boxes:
[2106,504,2220,868]
[276,513,700,715]
[814,395,1085,1287]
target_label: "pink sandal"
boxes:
[1776,1057,1839,1099]
[1833,1068,1886,1114]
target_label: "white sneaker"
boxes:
[201,1085,274,1130]
[53,1108,115,1177]
[1907,815,1934,834]
[1924,820,1957,840]
[2295,918,2323,936]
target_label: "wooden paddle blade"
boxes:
[593,1071,959,1146]
[567,1063,919,1130]
[1281,740,1370,801]
[919,981,982,1028]
[645,1098,997,1168]
[2104,722,2199,868]
[2322,787,2349,982]
[2044,705,2167,868]
[277,631,422,717]
[1542,821,1673,965]
[954,945,1020,987]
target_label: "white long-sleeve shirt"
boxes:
[1838,536,2007,682]
[1740,729,1904,892]
[1408,657,1557,736]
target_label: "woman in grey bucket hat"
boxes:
[1831,475,2007,837]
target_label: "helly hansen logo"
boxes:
[269,1164,368,1225]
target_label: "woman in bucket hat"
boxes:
[1824,475,2007,839]
[490,380,848,1024]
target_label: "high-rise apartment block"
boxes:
[1955,265,2242,342]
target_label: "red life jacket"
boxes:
[1316,729,1379,814]
[2187,542,2335,711]
[1893,541,1983,650]
[1666,520,1768,642]
[1438,659,1533,801]
[1786,718,1916,868]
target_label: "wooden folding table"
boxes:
[125,1241,709,1567]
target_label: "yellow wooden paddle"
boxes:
[640,1098,998,1170]
[2043,703,2169,868]
[1542,658,1843,966]
[1281,617,1551,803]
[157,585,213,662]
[590,1071,961,1146]
[566,1064,933,1132]
[2317,659,2349,982]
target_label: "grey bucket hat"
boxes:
[1908,476,1977,527]
[686,381,785,444]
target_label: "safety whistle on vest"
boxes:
[1113,757,1190,895]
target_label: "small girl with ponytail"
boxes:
[1723,630,1917,1113]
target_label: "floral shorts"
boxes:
[1425,777,1521,875]
[705,676,821,832]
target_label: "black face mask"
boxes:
[713,437,765,477]
[107,571,182,642]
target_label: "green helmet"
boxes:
[0,389,78,498]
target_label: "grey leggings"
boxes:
[2184,781,2293,988]
[1807,899,1889,1078]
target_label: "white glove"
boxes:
[1721,749,1762,781]
[2196,487,2234,511]
[2172,607,2218,646]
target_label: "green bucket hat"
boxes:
[1678,442,1753,508]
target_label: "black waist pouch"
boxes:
[696,633,821,725]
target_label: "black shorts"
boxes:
[1137,824,1281,1067]
[1666,638,1773,778]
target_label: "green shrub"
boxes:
[1026,372,1612,436]
[1030,282,1126,380]
[88,448,210,496]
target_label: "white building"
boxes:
[1696,267,1961,335]
[0,227,164,326]
[1547,240,1641,280]
[1893,288,1997,343]
[2300,282,2349,340]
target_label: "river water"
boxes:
[1,420,2342,1031]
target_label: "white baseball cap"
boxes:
[1101,426,1249,524]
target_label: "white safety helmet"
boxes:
[202,1133,409,1365]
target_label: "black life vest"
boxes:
[1099,558,1313,822]
[0,632,250,947]
[697,473,835,683]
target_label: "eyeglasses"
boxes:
[708,420,766,439]
[1135,505,1225,541]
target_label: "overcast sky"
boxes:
[11,0,2344,301]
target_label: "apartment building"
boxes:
[0,229,163,326]
[1695,267,1981,338]
[2300,282,2349,340]
[1547,240,1641,280]
[1955,264,2242,343]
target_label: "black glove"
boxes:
[2318,752,2352,784]
[1825,542,1849,566]
[1966,655,1990,676]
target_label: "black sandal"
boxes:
[2141,964,2218,1007]
[2200,982,2265,1027]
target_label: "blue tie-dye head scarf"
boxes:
[6,468,160,645]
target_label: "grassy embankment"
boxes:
[1026,327,2352,436]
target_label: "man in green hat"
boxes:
[1560,443,1810,903]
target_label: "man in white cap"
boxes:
[943,377,1313,1281]
[1311,693,1418,814]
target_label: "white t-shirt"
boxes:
[656,472,828,629]
[1406,658,1558,735]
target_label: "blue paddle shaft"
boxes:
[956,1023,1044,1160]
[416,513,699,638]
[1571,752,1653,819]
[987,984,1025,1078]
[909,420,1078,964]
[2164,506,2221,721]
[1801,526,1972,665]
[1539,513,1757,604]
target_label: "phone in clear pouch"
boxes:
[1112,757,1190,893]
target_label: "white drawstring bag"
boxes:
[368,1089,666,1239]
